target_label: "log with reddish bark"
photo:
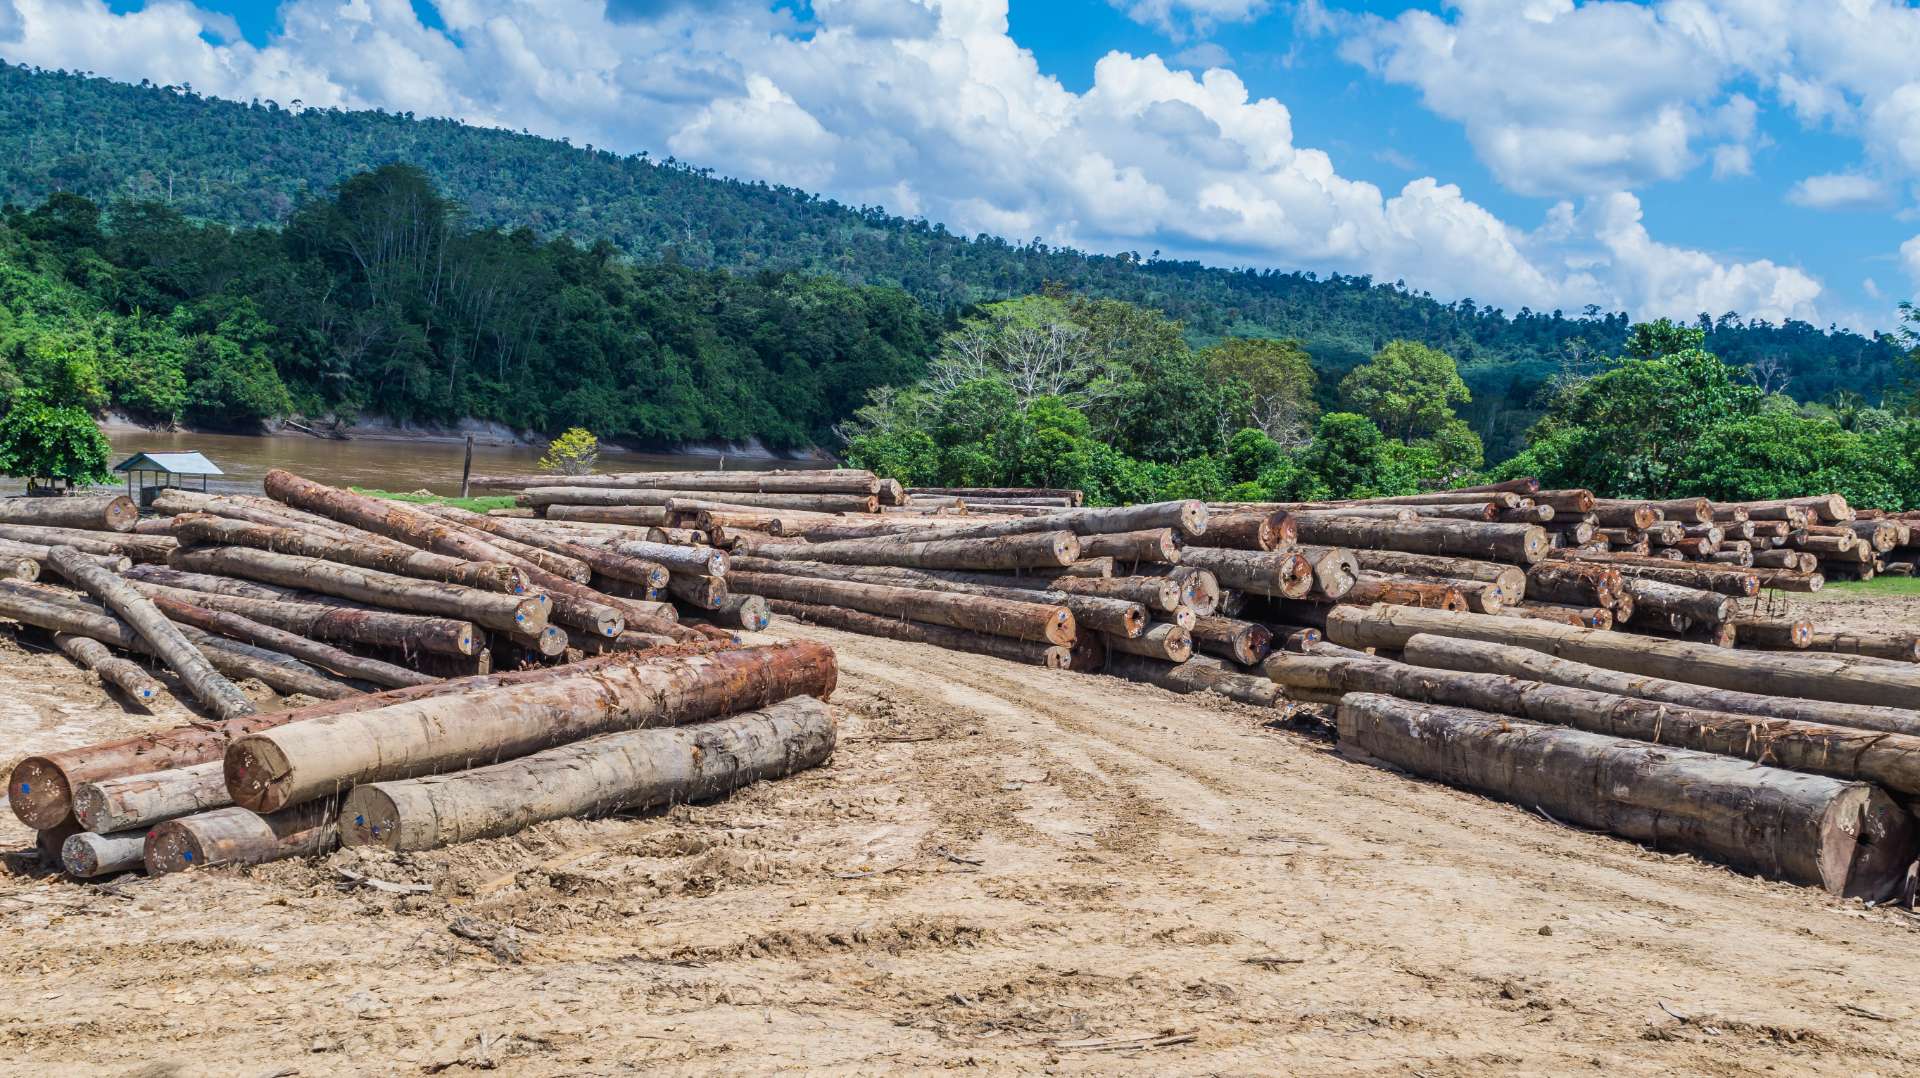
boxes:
[1348,550,1526,600]
[0,494,137,532]
[729,557,1147,637]
[170,546,549,636]
[1333,692,1916,899]
[124,577,477,657]
[729,571,1073,644]
[170,513,529,593]
[1175,547,1314,600]
[1499,601,1614,629]
[1077,528,1182,564]
[1554,550,1759,596]
[1344,573,1467,611]
[1591,502,1660,530]
[225,642,838,813]
[1728,615,1814,649]
[0,524,172,560]
[145,800,341,874]
[47,547,255,720]
[420,505,673,587]
[1325,603,1920,708]
[1103,623,1193,662]
[340,696,837,851]
[534,531,728,576]
[1401,632,1920,737]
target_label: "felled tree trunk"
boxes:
[767,600,1069,667]
[1623,577,1731,625]
[1185,511,1294,552]
[340,696,836,851]
[0,495,137,532]
[1176,547,1314,600]
[62,830,147,878]
[226,642,838,813]
[743,530,1080,571]
[0,524,167,559]
[1292,516,1548,564]
[729,557,1146,637]
[727,571,1073,644]
[1343,573,1466,611]
[1104,652,1281,707]
[1077,529,1182,564]
[145,801,340,875]
[706,593,769,631]
[1335,693,1915,899]
[47,548,255,720]
[170,513,528,593]
[148,593,432,689]
[1190,616,1272,666]
[544,505,671,526]
[53,632,161,707]
[1350,550,1526,599]
[1102,623,1193,662]
[73,760,229,833]
[126,578,478,657]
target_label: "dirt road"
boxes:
[2,620,1917,1075]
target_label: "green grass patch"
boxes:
[1798,575,1920,599]
[353,488,518,513]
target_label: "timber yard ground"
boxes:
[1,595,1919,1075]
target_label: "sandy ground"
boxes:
[2,617,1920,1076]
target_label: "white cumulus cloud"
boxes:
[0,0,1830,324]
[1786,172,1889,210]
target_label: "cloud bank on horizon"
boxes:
[1,0,1914,330]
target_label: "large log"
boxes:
[767,600,1068,667]
[53,632,161,706]
[73,760,228,833]
[1349,550,1526,599]
[170,513,528,593]
[1325,604,1920,708]
[543,534,728,576]
[1500,601,1613,629]
[226,643,838,813]
[482,469,881,494]
[544,505,671,526]
[1104,653,1281,706]
[1190,615,1272,666]
[145,800,340,874]
[123,564,297,600]
[1158,565,1223,614]
[526,487,878,514]
[0,536,123,574]
[1791,629,1920,663]
[742,530,1078,571]
[1272,649,1920,797]
[1401,633,1920,737]
[1344,573,1466,610]
[1622,577,1731,625]
[170,546,548,636]
[1293,546,1360,601]
[728,571,1073,644]
[0,494,136,532]
[1734,495,1852,524]
[151,489,357,537]
[1103,624,1193,662]
[420,505,670,587]
[148,593,433,689]
[1176,547,1314,600]
[1335,693,1915,898]
[908,485,1083,505]
[6,657,646,829]
[706,593,770,631]
[340,696,836,851]
[1728,615,1813,649]
[1185,510,1293,552]
[1523,562,1622,607]
[1078,528,1181,564]
[730,557,1146,637]
[1292,516,1548,565]
[0,523,170,559]
[61,830,147,878]
[1589,501,1660,530]
[1555,551,1759,596]
[47,548,255,720]
[126,578,477,657]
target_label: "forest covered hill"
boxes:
[0,61,1907,457]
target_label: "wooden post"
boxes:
[460,435,474,500]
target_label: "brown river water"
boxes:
[3,431,816,498]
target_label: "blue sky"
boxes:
[9,1,1916,331]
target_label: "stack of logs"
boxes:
[0,474,832,878]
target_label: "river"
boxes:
[7,431,815,498]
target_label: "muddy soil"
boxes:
[1,619,1918,1075]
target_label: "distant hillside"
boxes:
[0,61,1905,455]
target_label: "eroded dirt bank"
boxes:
[0,619,1916,1075]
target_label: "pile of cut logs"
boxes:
[0,475,831,878]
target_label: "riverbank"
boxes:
[99,412,834,461]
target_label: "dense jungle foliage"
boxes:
[1,62,1909,460]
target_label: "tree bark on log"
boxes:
[1185,511,1293,552]
[1293,516,1548,564]
[1752,569,1824,592]
[1103,653,1281,706]
[420,505,669,587]
[544,505,672,526]
[152,489,358,538]
[1589,502,1660,530]
[340,696,836,851]
[126,578,477,656]
[47,548,255,720]
[482,469,881,494]
[145,800,340,874]
[1176,547,1314,600]
[0,524,170,560]
[61,830,147,878]
[766,600,1069,667]
[149,593,433,688]
[0,494,136,532]
[666,574,727,609]
[53,632,161,706]
[8,657,643,829]
[1733,496,1851,524]
[226,642,838,813]
[1499,602,1613,629]
[1325,604,1920,708]
[745,529,1079,572]
[1622,578,1731,625]
[1293,546,1360,601]
[73,760,228,833]
[524,487,879,514]
[1103,624,1193,662]
[170,546,549,636]
[1729,616,1813,648]
[1400,632,1920,737]
[170,513,528,593]
[1344,573,1466,610]
[1190,615,1271,666]
[1553,551,1759,596]
[0,536,127,574]
[1788,629,1920,663]
[728,571,1073,644]
[729,557,1146,637]
[1524,562,1628,608]
[546,534,728,576]
[707,593,770,631]
[1334,693,1915,899]
[1077,529,1182,564]
[1349,550,1526,599]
